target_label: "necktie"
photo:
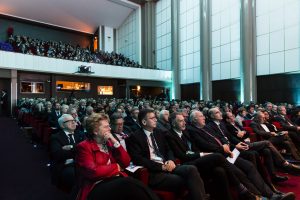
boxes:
[68,134,75,144]
[150,133,164,161]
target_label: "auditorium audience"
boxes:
[251,111,300,161]
[16,97,300,200]
[126,108,210,200]
[7,34,145,69]
[166,112,258,200]
[188,110,295,200]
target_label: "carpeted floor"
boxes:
[0,116,299,200]
[0,117,68,200]
[276,172,300,200]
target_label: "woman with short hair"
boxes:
[76,113,158,200]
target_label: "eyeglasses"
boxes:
[64,119,76,123]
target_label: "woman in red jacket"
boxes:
[76,113,158,200]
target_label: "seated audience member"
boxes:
[60,104,69,115]
[48,102,61,127]
[275,105,300,150]
[82,106,94,127]
[50,114,84,190]
[251,111,300,161]
[265,102,276,121]
[124,106,141,132]
[156,109,171,132]
[77,99,87,119]
[110,112,132,150]
[194,109,295,200]
[246,105,256,120]
[235,107,247,127]
[167,112,259,200]
[68,107,85,134]
[224,112,250,141]
[291,108,300,126]
[75,113,159,200]
[222,111,300,180]
[126,109,210,200]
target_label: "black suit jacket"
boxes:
[166,129,200,163]
[207,121,240,149]
[274,115,298,132]
[124,116,141,132]
[250,121,273,139]
[48,110,61,128]
[126,128,175,172]
[50,130,84,184]
[187,124,225,155]
[225,122,249,141]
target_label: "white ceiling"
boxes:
[0,0,139,34]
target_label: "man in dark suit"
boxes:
[50,114,85,190]
[223,111,300,180]
[189,110,294,200]
[225,112,250,142]
[126,109,209,200]
[48,102,61,128]
[251,111,300,161]
[77,99,87,119]
[274,105,300,149]
[156,109,171,133]
[167,112,258,200]
[124,106,141,132]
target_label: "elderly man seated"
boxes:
[49,114,85,190]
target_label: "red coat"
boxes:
[76,139,131,200]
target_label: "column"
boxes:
[141,0,156,68]
[241,0,256,103]
[11,69,17,116]
[200,0,212,101]
[171,0,180,100]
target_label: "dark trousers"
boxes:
[235,157,273,198]
[268,135,300,160]
[186,153,234,200]
[249,141,285,176]
[149,165,208,200]
[88,176,159,200]
[288,131,300,152]
[60,165,76,189]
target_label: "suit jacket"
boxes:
[76,139,130,200]
[124,116,141,132]
[126,128,175,172]
[274,115,298,132]
[156,119,171,133]
[225,122,249,141]
[77,106,86,119]
[250,121,273,139]
[187,124,225,155]
[166,129,201,163]
[207,121,240,149]
[49,130,84,184]
[48,110,61,128]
